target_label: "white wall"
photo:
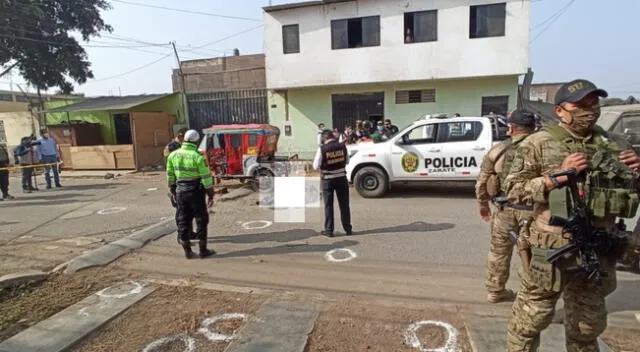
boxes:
[0,111,39,148]
[264,0,530,89]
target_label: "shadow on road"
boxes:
[0,221,19,225]
[211,229,318,244]
[353,221,456,236]
[209,221,454,244]
[62,183,126,191]
[209,239,358,259]
[0,193,93,207]
[374,183,476,199]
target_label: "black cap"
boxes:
[508,110,536,127]
[554,79,608,106]
[321,128,333,136]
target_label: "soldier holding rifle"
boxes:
[503,79,640,351]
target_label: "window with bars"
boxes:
[404,10,438,43]
[396,89,436,104]
[331,16,380,49]
[481,96,509,116]
[470,3,506,39]
[0,94,13,102]
[282,24,300,54]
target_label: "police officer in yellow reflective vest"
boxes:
[167,129,215,259]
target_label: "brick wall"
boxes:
[173,54,266,93]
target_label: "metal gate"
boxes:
[187,89,268,132]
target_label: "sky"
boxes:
[1,0,638,98]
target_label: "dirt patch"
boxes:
[306,298,472,352]
[0,267,134,342]
[72,285,267,352]
[601,326,640,352]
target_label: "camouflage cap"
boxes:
[554,79,608,105]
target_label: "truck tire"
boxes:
[353,166,388,198]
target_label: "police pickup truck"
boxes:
[346,114,508,198]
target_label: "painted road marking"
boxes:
[95,281,142,299]
[324,248,357,263]
[241,220,273,230]
[404,320,458,352]
[198,313,249,342]
[142,333,195,352]
[96,207,127,215]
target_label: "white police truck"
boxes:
[346,114,508,198]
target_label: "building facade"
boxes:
[523,82,565,103]
[172,53,269,132]
[264,0,531,158]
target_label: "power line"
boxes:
[88,54,172,82]
[111,0,261,22]
[530,0,577,43]
[193,24,263,50]
[0,32,169,48]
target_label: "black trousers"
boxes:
[322,176,352,233]
[175,190,209,244]
[0,162,8,197]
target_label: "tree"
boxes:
[0,0,112,94]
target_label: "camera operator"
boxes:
[14,136,41,193]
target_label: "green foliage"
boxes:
[0,0,112,93]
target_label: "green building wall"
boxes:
[44,94,185,145]
[268,75,519,159]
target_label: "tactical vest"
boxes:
[544,124,640,220]
[320,140,347,179]
[486,136,529,197]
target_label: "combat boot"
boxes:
[182,244,195,259]
[199,240,216,258]
[487,289,516,303]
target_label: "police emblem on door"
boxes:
[401,152,419,173]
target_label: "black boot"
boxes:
[183,244,195,259]
[199,240,215,258]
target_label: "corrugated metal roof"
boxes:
[264,0,353,12]
[45,93,174,113]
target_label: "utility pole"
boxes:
[171,41,190,129]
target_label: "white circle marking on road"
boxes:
[241,220,273,230]
[141,333,195,352]
[404,320,458,352]
[96,281,142,299]
[198,313,249,342]
[96,207,127,215]
[324,248,357,263]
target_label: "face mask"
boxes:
[566,105,600,135]
[377,126,383,131]
[43,134,49,138]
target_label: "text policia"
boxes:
[424,156,477,173]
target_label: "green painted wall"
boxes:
[130,94,186,124]
[45,101,115,144]
[44,94,186,145]
[268,75,519,159]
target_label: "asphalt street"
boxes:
[0,173,172,276]
[111,182,640,320]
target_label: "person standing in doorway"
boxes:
[0,142,14,200]
[37,129,62,189]
[313,129,352,237]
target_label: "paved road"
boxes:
[111,182,640,321]
[0,174,172,275]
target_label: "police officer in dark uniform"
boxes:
[313,129,353,237]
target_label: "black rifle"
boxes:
[546,168,627,283]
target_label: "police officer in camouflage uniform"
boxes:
[475,110,536,303]
[503,79,640,351]
[167,130,215,259]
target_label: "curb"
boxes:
[53,218,177,274]
[0,270,50,289]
